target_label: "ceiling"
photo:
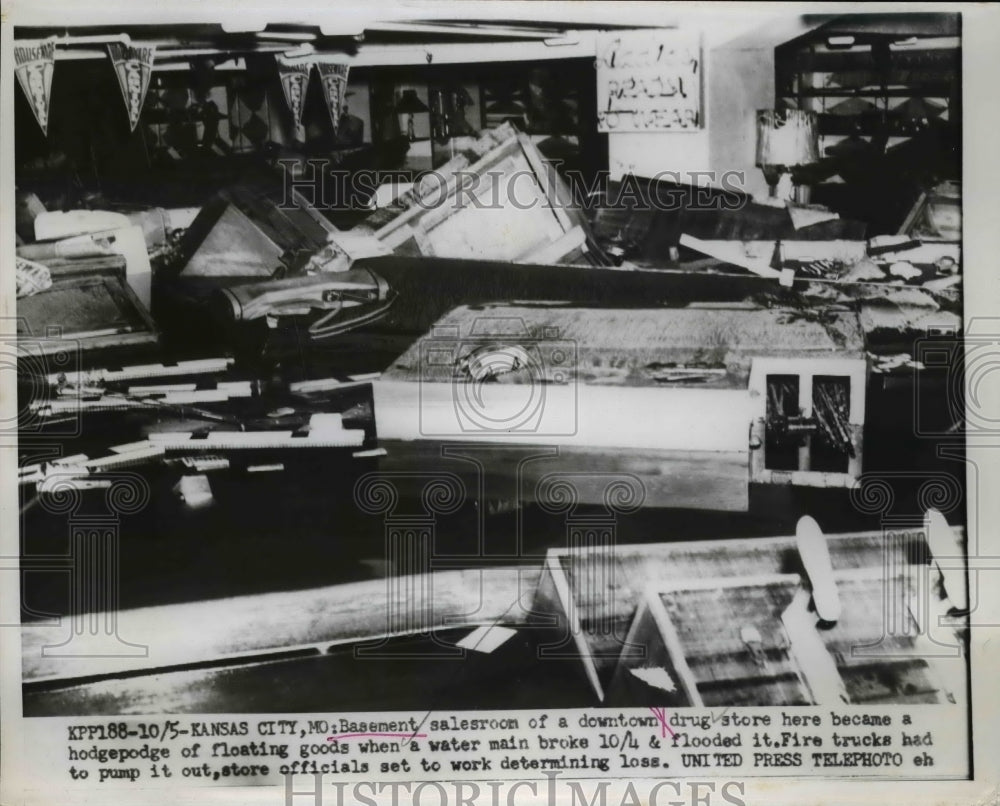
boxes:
[13,10,960,67]
[13,18,650,66]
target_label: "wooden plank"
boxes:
[898,190,929,236]
[32,254,127,279]
[544,553,605,701]
[925,507,967,612]
[782,587,851,706]
[795,515,842,622]
[147,428,366,450]
[607,595,697,706]
[644,592,704,706]
[377,439,748,512]
[679,234,783,279]
[22,567,541,683]
[47,358,234,387]
[516,131,573,230]
[372,135,520,240]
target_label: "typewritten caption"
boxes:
[30,707,967,785]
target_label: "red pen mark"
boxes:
[649,707,675,738]
[328,732,427,742]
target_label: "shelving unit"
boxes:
[775,14,959,158]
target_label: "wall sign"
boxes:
[596,29,702,133]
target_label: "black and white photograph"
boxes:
[2,2,997,804]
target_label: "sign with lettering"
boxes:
[316,61,350,135]
[14,38,57,135]
[108,43,156,131]
[275,55,313,132]
[596,30,702,133]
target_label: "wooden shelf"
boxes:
[784,46,958,73]
[775,16,958,149]
[780,85,952,99]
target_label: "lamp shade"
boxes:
[755,110,819,168]
[446,85,474,105]
[395,89,429,114]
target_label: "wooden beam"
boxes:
[23,567,541,683]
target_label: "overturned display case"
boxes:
[373,301,868,511]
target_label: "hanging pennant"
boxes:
[108,43,156,131]
[316,62,350,134]
[14,38,57,135]
[275,55,313,130]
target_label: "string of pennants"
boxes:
[275,56,351,134]
[14,37,350,137]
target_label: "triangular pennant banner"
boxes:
[108,43,156,131]
[14,38,57,135]
[275,55,313,129]
[316,62,350,134]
